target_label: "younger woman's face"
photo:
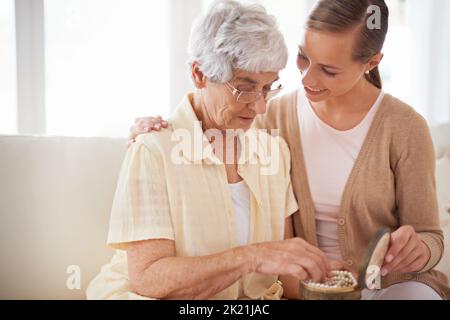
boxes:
[297,28,372,102]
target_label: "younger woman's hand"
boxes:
[127,116,169,147]
[381,225,431,276]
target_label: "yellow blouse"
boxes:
[86,94,298,300]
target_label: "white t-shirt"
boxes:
[297,89,385,261]
[229,180,251,246]
[229,180,251,298]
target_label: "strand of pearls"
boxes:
[304,271,357,289]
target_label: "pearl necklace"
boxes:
[304,271,358,289]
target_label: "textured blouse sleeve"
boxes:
[107,138,174,250]
[279,137,299,218]
[285,177,299,218]
[394,112,444,272]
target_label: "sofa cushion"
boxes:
[1,125,449,299]
[0,135,126,299]
[435,157,450,277]
[430,124,450,160]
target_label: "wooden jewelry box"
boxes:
[299,228,391,300]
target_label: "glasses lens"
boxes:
[237,92,261,104]
[233,81,284,104]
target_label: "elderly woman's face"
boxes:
[201,70,279,131]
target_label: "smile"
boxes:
[304,86,327,95]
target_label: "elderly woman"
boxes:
[86,0,332,300]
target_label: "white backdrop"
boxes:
[1,0,449,137]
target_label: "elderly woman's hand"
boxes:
[127,116,168,147]
[249,237,331,283]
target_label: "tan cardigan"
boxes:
[254,90,450,299]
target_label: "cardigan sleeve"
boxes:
[393,111,444,273]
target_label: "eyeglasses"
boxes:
[225,81,283,104]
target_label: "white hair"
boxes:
[188,0,289,83]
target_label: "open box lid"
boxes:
[358,228,391,290]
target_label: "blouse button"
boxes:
[347,259,354,266]
[338,218,346,226]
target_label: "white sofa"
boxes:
[0,124,449,300]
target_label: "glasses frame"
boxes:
[225,81,283,104]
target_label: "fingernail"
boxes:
[386,255,393,263]
[142,127,149,132]
[155,124,161,129]
[381,268,388,276]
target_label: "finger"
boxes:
[291,240,329,279]
[147,119,165,130]
[135,118,149,126]
[313,251,331,276]
[297,254,325,282]
[382,238,417,274]
[385,228,412,264]
[401,255,428,273]
[152,116,167,128]
[304,250,329,281]
[280,239,327,281]
[134,126,151,135]
[138,116,166,130]
[302,246,330,274]
[132,121,149,133]
[395,238,428,273]
[136,117,159,128]
[284,264,308,281]
[139,122,161,132]
[150,116,163,125]
[277,250,312,280]
[135,125,148,133]
[294,238,331,272]
[392,250,421,274]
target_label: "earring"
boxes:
[365,70,370,75]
